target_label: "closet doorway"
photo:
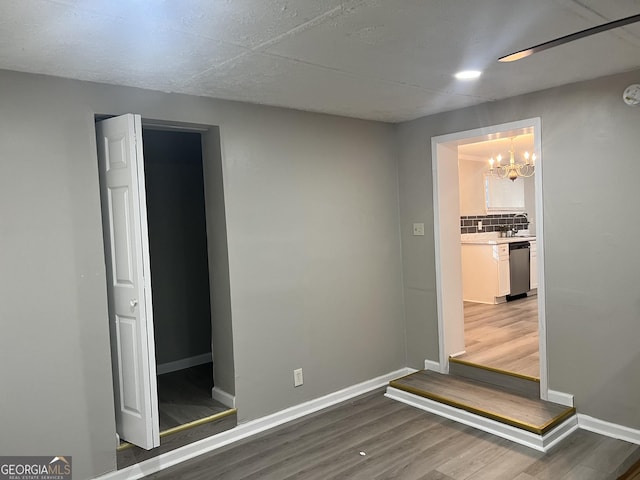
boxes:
[96,114,235,458]
[143,127,226,430]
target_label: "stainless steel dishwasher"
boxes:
[508,241,530,299]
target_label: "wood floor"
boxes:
[118,363,237,469]
[458,295,539,378]
[157,362,229,430]
[144,389,640,480]
[390,370,573,435]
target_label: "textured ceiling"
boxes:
[1,0,639,122]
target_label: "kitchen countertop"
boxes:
[461,233,536,245]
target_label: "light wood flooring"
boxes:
[145,389,640,480]
[458,295,539,378]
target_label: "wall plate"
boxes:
[623,84,640,106]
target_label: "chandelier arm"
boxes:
[489,149,536,180]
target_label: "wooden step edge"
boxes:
[117,408,237,452]
[388,380,575,436]
[538,407,577,435]
[449,357,540,383]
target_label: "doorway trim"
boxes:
[431,117,548,399]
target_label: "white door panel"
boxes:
[97,113,159,450]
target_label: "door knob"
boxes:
[130,298,138,308]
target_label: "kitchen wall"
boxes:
[458,157,536,233]
[397,68,640,430]
[460,214,529,235]
[0,69,406,479]
[458,158,487,216]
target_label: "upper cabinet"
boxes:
[458,158,487,216]
[459,158,527,215]
[485,174,525,212]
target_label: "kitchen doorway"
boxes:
[457,134,539,378]
[430,118,549,399]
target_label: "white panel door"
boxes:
[96,114,159,450]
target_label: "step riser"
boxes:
[385,386,578,452]
[387,369,576,452]
[448,360,539,398]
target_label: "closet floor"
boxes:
[157,362,229,430]
[117,362,237,469]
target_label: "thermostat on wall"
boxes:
[623,84,640,106]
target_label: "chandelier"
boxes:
[488,137,536,181]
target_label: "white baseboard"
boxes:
[156,353,212,375]
[424,359,442,372]
[95,367,411,480]
[385,386,578,452]
[547,389,574,407]
[211,387,235,409]
[578,414,640,445]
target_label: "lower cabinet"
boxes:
[497,244,510,297]
[461,243,510,304]
[530,240,538,289]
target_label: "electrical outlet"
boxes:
[294,368,303,387]
[412,223,425,236]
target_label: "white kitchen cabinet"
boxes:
[530,240,538,289]
[461,243,510,304]
[497,244,510,296]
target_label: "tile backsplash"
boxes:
[460,214,529,234]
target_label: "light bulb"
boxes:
[454,70,482,80]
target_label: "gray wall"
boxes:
[202,127,236,397]
[143,130,212,366]
[0,69,405,479]
[220,98,406,420]
[397,68,640,429]
[4,64,637,480]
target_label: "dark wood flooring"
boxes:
[620,457,640,480]
[157,362,229,430]
[459,295,539,378]
[144,389,640,480]
[118,362,236,469]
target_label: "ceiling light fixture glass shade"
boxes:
[488,137,536,181]
[454,70,482,80]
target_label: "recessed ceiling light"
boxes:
[454,70,482,80]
